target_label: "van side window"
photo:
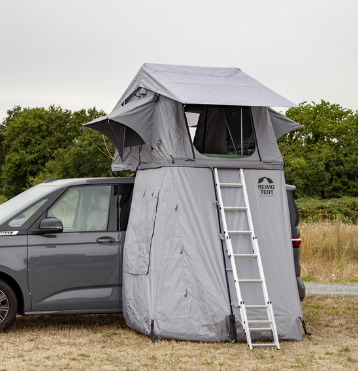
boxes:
[47,186,111,232]
[8,199,48,227]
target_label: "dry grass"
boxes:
[300,221,358,284]
[0,296,357,370]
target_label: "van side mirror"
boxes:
[30,217,63,235]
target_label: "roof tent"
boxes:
[86,64,303,344]
[86,64,302,172]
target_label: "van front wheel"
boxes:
[0,280,17,331]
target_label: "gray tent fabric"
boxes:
[85,94,157,148]
[123,167,231,341]
[268,108,304,140]
[114,63,298,108]
[107,102,301,172]
[86,63,304,343]
[122,167,302,341]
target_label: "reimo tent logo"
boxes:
[258,177,275,197]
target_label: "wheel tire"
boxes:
[0,280,18,331]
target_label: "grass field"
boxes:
[0,296,357,371]
[300,221,358,284]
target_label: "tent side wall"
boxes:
[110,99,295,172]
[122,167,302,341]
[122,167,231,341]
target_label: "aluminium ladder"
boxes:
[213,168,280,350]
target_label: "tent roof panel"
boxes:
[114,63,298,110]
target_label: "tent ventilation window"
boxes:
[184,105,256,158]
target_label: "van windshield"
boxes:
[0,185,57,226]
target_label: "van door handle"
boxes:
[96,236,115,243]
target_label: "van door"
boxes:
[27,185,122,312]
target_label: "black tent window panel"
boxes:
[184,105,256,158]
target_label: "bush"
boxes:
[296,197,358,224]
[0,194,7,204]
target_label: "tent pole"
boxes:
[249,107,262,161]
[222,108,239,155]
[202,107,208,153]
[240,108,243,156]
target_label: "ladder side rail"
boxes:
[267,303,280,349]
[213,169,243,304]
[211,169,236,341]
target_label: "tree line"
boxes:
[0,100,357,200]
[0,105,115,199]
[280,100,358,198]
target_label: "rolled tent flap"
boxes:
[85,94,157,150]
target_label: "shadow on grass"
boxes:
[8,313,128,333]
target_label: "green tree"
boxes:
[28,127,116,186]
[0,106,28,192]
[0,106,110,198]
[280,100,358,198]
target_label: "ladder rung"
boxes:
[226,268,233,271]
[219,183,243,188]
[238,279,263,283]
[223,206,247,211]
[249,327,273,332]
[232,303,268,309]
[248,320,272,325]
[245,305,268,309]
[228,230,252,235]
[251,344,277,348]
[233,254,258,258]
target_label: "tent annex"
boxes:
[86,63,304,344]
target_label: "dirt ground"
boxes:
[0,295,357,371]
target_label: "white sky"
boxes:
[1,0,357,121]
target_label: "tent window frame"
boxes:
[184,105,258,158]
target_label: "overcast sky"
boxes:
[1,0,357,121]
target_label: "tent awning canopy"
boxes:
[113,63,298,110]
[85,95,157,149]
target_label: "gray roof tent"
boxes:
[85,64,303,343]
[85,63,302,172]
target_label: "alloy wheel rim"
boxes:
[0,290,9,323]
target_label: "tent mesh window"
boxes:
[185,105,256,158]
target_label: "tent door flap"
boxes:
[123,190,159,275]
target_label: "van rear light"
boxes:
[292,238,301,248]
